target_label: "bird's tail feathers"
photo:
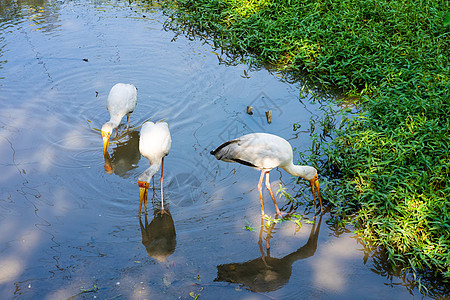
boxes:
[210,139,239,158]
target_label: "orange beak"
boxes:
[309,174,323,215]
[138,181,149,217]
[101,131,111,156]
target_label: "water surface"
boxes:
[0,0,436,299]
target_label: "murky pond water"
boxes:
[0,0,439,299]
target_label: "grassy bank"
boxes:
[153,0,450,290]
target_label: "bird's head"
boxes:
[300,166,318,181]
[306,169,323,215]
[138,181,149,217]
[101,122,114,155]
[291,165,323,214]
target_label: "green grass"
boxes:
[151,0,450,292]
[325,85,450,283]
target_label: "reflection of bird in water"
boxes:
[139,208,176,262]
[211,133,323,215]
[101,83,138,155]
[103,130,141,177]
[138,121,172,217]
[215,215,322,292]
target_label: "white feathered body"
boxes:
[106,83,137,127]
[212,133,291,170]
[139,122,171,182]
[211,133,317,181]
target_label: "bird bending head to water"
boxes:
[101,83,137,155]
[138,121,172,217]
[211,133,323,216]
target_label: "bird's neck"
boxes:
[107,116,122,129]
[281,162,315,181]
[138,161,162,182]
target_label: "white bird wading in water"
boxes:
[101,83,138,155]
[211,133,323,216]
[138,121,172,217]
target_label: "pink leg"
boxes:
[144,189,148,215]
[258,170,265,216]
[265,171,283,216]
[126,114,130,131]
[160,157,165,211]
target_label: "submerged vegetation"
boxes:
[149,0,450,293]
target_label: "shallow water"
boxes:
[0,0,438,299]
